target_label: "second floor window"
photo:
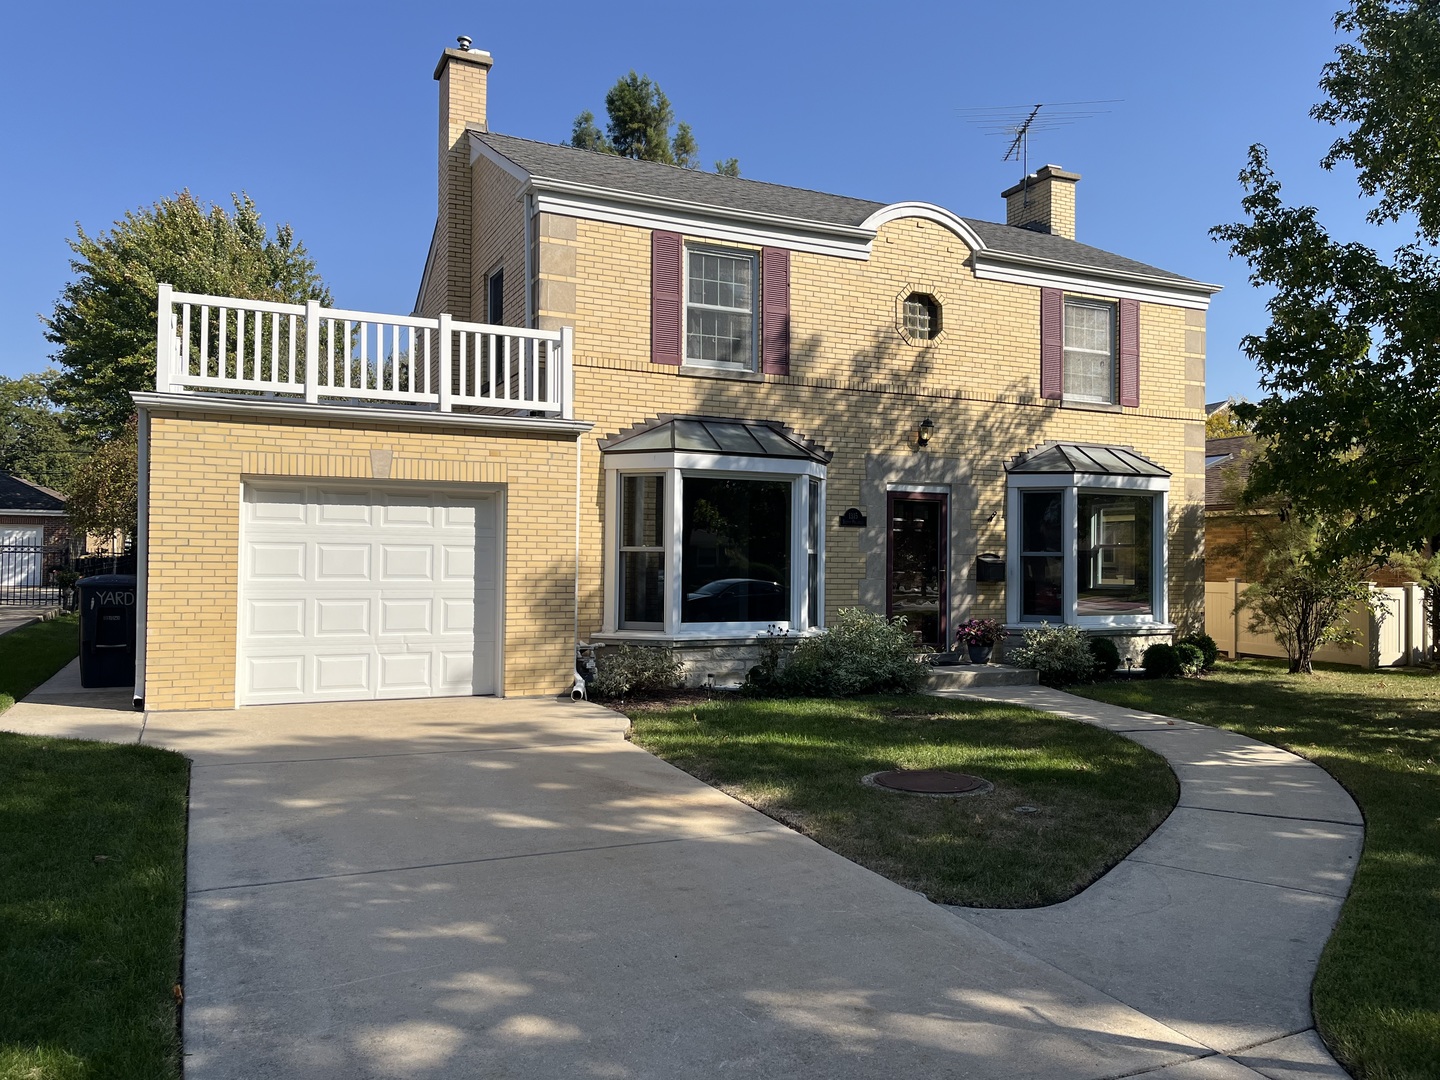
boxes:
[1063,298,1116,403]
[686,246,756,369]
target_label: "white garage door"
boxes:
[238,483,498,705]
[1,525,45,587]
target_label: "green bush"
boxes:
[1088,635,1121,678]
[1007,623,1097,687]
[754,608,927,697]
[1175,642,1206,677]
[592,645,682,700]
[1179,632,1219,671]
[1142,642,1183,679]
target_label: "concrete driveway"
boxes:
[141,696,1233,1080]
[4,681,1353,1079]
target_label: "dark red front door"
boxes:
[887,492,948,648]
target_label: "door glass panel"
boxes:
[888,495,946,648]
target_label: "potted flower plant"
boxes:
[954,618,1006,664]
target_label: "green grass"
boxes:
[0,734,189,1080]
[1071,659,1440,1080]
[0,614,80,714]
[628,694,1177,907]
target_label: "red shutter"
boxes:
[1118,298,1140,407]
[1040,287,1063,399]
[761,247,790,375]
[651,231,682,365]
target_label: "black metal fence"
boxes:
[0,545,136,608]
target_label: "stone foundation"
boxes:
[995,625,1175,667]
[592,635,800,689]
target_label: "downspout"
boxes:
[572,429,585,700]
[132,403,150,710]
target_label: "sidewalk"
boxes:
[931,683,1360,1078]
[0,605,61,639]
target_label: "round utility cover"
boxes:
[868,769,989,794]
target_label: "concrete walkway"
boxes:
[1,672,1360,1079]
[0,604,61,638]
[931,684,1361,1078]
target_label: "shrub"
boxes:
[1007,623,1097,687]
[757,608,927,697]
[1142,642,1183,679]
[1179,632,1218,671]
[1088,635,1121,678]
[591,645,682,700]
[1175,642,1206,677]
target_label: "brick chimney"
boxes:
[430,38,493,319]
[1001,165,1080,240]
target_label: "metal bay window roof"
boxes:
[599,416,833,463]
[1006,442,1170,477]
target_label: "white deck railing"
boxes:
[154,284,573,418]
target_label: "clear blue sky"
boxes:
[0,1,1384,402]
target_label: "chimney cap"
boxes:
[457,35,472,50]
[434,43,494,80]
[1000,164,1081,200]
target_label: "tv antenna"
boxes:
[957,99,1120,188]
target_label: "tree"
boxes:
[46,192,332,441]
[570,72,739,175]
[65,417,138,545]
[1212,1,1440,561]
[1205,403,1252,439]
[0,371,80,492]
[1234,511,1379,674]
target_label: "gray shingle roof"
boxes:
[474,132,1202,286]
[0,474,66,513]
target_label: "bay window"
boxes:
[1006,443,1170,628]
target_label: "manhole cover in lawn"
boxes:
[862,769,993,798]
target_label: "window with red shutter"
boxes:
[651,231,682,365]
[761,247,790,375]
[1040,288,1064,399]
[1118,298,1140,407]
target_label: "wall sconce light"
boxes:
[917,418,934,447]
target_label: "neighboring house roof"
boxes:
[472,132,1207,289]
[1006,442,1170,477]
[600,415,833,463]
[1205,434,1257,510]
[0,473,66,514]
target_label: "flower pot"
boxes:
[966,644,993,665]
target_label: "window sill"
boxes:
[678,364,764,383]
[595,628,820,647]
[1005,621,1175,634]
[1059,397,1125,413]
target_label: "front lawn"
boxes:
[1072,659,1440,1080]
[0,613,80,714]
[628,694,1177,907]
[0,734,189,1080]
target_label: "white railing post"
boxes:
[155,283,175,391]
[304,299,321,404]
[560,325,575,419]
[438,314,453,412]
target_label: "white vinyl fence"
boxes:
[1206,578,1436,669]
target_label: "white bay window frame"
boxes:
[1005,471,1170,629]
[602,451,826,638]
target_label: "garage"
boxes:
[238,482,499,705]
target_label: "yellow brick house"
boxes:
[131,40,1218,710]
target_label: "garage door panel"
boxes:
[248,598,306,637]
[239,483,498,705]
[380,545,434,581]
[249,543,306,580]
[315,598,371,636]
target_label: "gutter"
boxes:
[132,406,150,710]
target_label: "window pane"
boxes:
[1022,555,1064,618]
[620,552,665,627]
[621,475,662,548]
[1076,493,1153,615]
[686,248,754,367]
[1022,491,1062,553]
[682,477,790,624]
[1064,299,1115,402]
[687,308,752,365]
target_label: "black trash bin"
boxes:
[77,574,138,688]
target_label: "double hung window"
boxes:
[686,246,757,369]
[1063,298,1115,403]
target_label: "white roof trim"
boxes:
[0,508,66,517]
[974,249,1221,310]
[860,202,986,252]
[132,392,594,437]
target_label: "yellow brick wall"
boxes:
[142,408,578,710]
[501,210,1206,642]
[471,154,526,325]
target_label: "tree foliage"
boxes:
[46,192,332,441]
[1212,1,1440,559]
[0,371,80,492]
[1205,404,1252,439]
[570,72,739,176]
[66,418,139,543]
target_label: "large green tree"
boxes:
[1212,0,1440,559]
[0,371,80,492]
[571,72,740,176]
[46,192,332,441]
